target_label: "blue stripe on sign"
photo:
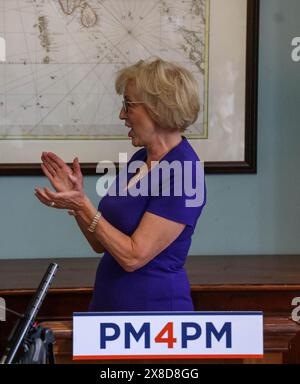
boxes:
[73,311,263,317]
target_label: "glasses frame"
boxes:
[122,99,145,113]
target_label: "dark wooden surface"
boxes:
[1,255,300,363]
[1,255,300,315]
[1,254,300,291]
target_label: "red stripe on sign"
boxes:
[73,354,264,360]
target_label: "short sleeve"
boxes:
[145,160,206,229]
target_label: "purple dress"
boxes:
[89,137,206,311]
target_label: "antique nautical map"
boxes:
[0,0,209,139]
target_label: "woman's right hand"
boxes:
[41,152,82,193]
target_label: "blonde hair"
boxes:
[115,58,200,132]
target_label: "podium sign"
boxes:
[73,311,263,360]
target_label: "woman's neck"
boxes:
[145,132,182,167]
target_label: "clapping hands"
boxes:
[35,152,86,212]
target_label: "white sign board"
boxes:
[73,311,263,360]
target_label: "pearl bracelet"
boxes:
[87,211,102,232]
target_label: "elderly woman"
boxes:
[35,58,206,311]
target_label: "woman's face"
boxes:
[119,81,157,148]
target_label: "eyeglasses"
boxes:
[122,99,144,113]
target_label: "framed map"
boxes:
[0,0,259,174]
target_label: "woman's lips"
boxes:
[128,128,134,137]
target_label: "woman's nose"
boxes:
[119,106,127,120]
